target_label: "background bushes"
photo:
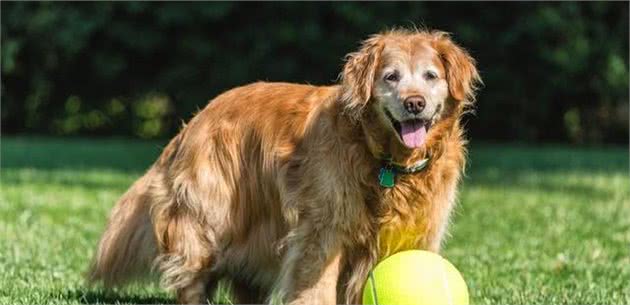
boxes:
[1,2,628,143]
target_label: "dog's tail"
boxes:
[87,168,159,287]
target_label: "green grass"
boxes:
[1,137,629,304]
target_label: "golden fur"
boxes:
[88,29,481,304]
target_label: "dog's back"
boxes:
[88,82,340,297]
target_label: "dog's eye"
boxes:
[424,71,438,81]
[384,71,400,82]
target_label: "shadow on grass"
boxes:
[460,143,629,200]
[0,168,139,191]
[1,137,167,173]
[463,168,623,200]
[466,143,629,175]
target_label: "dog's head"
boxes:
[341,30,481,149]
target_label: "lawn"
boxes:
[1,137,629,305]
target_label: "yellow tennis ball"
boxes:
[362,250,469,305]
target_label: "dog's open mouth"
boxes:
[384,109,432,149]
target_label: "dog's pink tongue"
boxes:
[400,121,427,148]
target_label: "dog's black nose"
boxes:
[403,96,426,115]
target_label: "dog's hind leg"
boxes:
[150,166,234,304]
[153,211,219,304]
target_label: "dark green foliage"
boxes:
[1,2,628,143]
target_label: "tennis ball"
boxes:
[362,250,468,305]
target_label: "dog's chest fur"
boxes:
[372,143,465,259]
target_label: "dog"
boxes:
[88,28,481,304]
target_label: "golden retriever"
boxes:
[88,28,481,304]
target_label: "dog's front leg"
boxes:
[273,226,344,305]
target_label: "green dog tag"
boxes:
[378,167,395,188]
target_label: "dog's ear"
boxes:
[433,32,482,103]
[340,35,385,115]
